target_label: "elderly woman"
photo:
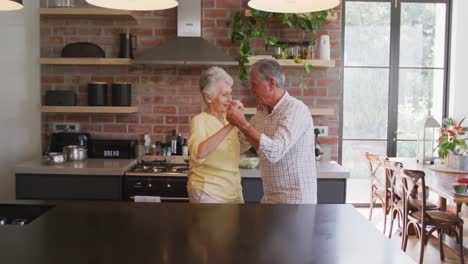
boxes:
[188,66,243,203]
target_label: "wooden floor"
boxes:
[355,206,468,263]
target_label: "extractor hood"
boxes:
[133,0,237,66]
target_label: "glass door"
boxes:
[395,1,448,157]
[341,0,450,203]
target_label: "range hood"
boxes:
[133,0,237,66]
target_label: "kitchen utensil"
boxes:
[63,145,87,161]
[49,132,91,153]
[119,33,137,59]
[111,82,132,106]
[61,42,105,58]
[88,82,108,106]
[44,152,67,164]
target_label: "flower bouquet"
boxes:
[436,117,468,169]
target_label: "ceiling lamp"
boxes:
[85,0,178,11]
[0,0,23,11]
[248,0,340,13]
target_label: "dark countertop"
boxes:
[0,202,414,264]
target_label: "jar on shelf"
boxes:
[302,41,316,60]
[47,0,75,8]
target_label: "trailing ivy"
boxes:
[227,9,330,84]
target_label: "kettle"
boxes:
[119,33,137,59]
[314,128,323,161]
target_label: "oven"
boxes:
[124,160,190,202]
[124,176,189,202]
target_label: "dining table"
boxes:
[392,158,468,213]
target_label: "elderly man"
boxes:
[227,59,317,204]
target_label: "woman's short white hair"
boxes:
[199,66,233,96]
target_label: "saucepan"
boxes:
[44,152,67,164]
[63,145,87,161]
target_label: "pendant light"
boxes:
[0,0,23,11]
[248,0,340,13]
[85,0,178,11]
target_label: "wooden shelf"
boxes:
[40,8,136,20]
[41,106,139,114]
[245,107,334,116]
[40,58,132,65]
[243,10,337,22]
[247,57,335,68]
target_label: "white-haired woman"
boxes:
[188,66,244,203]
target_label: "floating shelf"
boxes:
[41,106,139,114]
[243,10,337,22]
[40,58,132,65]
[40,8,137,20]
[245,107,334,116]
[247,57,335,68]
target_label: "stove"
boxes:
[124,160,190,202]
[126,160,189,177]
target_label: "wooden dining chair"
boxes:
[383,160,438,240]
[398,168,464,264]
[365,152,391,234]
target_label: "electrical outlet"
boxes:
[53,123,80,132]
[315,126,328,136]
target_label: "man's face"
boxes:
[249,69,270,105]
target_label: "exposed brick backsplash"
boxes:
[40,0,342,160]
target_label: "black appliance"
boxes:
[88,82,108,106]
[111,82,132,106]
[119,33,137,59]
[89,139,137,159]
[61,42,105,58]
[124,160,189,202]
[45,90,76,106]
[314,128,323,160]
[49,132,90,153]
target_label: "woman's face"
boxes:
[207,80,233,113]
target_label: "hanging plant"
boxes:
[226,9,330,87]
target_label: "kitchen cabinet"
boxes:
[16,174,122,201]
[241,178,347,204]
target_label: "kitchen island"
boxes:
[0,201,414,264]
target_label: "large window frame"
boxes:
[338,0,452,162]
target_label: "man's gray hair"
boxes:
[251,59,285,88]
[199,66,233,96]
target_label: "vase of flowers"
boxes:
[436,117,468,168]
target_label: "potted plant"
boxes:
[436,117,468,168]
[226,9,330,86]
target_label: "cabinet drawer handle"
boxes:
[167,184,171,188]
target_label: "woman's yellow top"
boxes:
[188,112,242,201]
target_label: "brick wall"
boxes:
[40,0,342,160]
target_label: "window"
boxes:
[340,0,451,203]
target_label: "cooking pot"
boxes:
[44,152,67,164]
[63,145,87,161]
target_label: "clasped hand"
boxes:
[227,100,249,128]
